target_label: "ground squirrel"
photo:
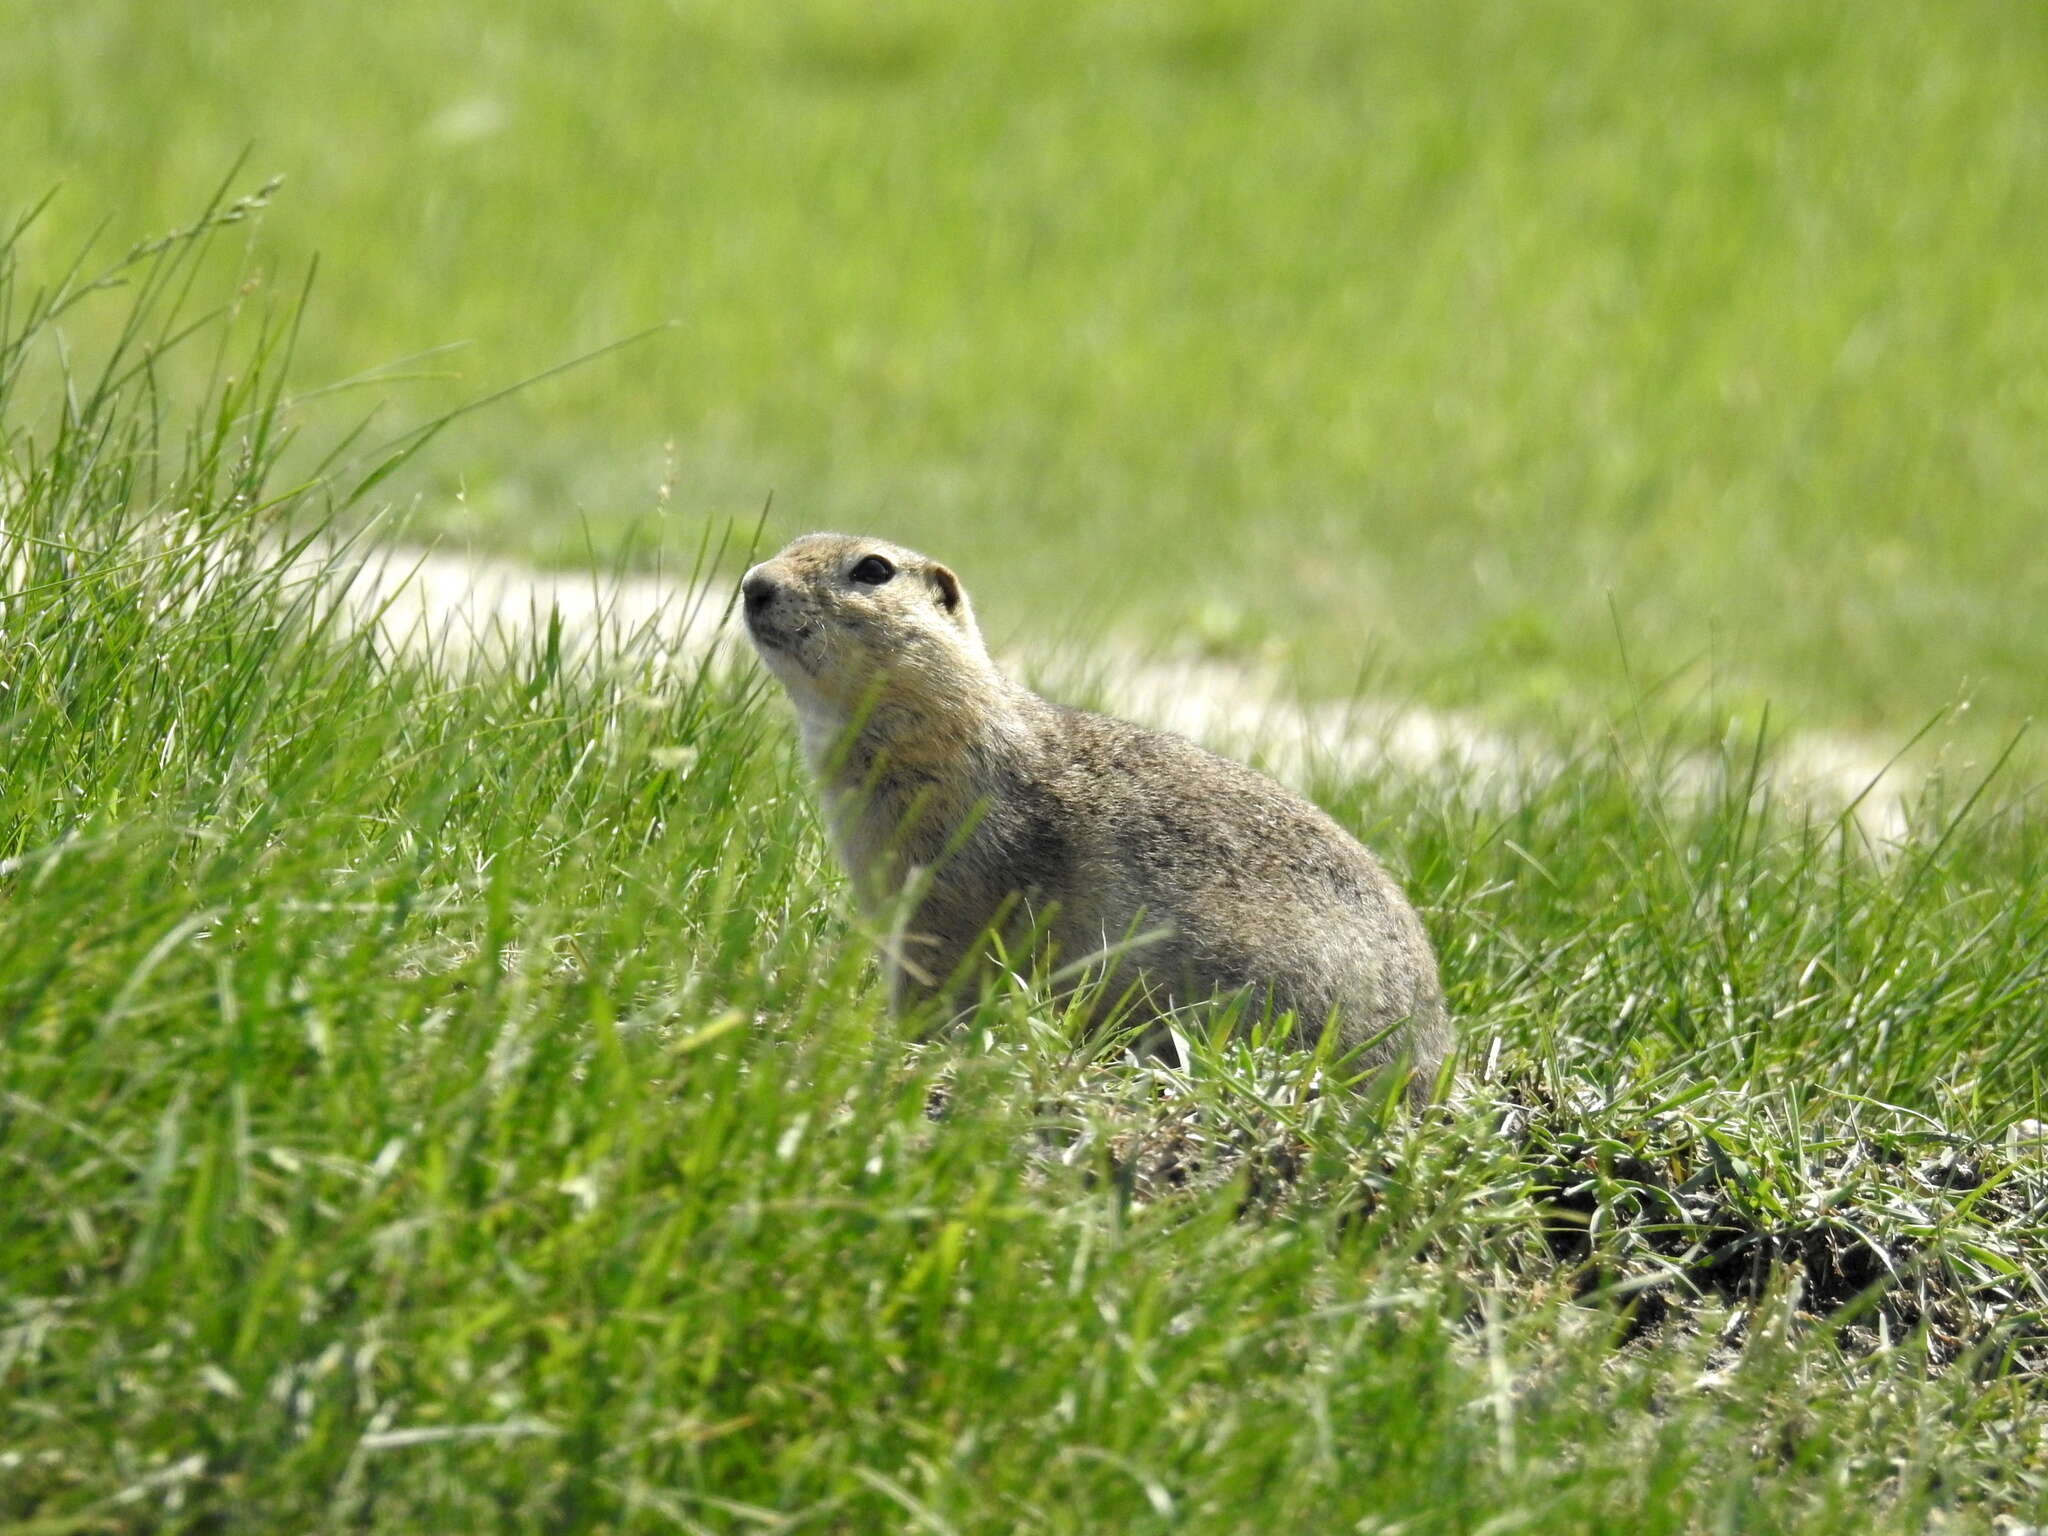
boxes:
[742,533,1451,1093]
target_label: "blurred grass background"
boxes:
[9,0,2047,732]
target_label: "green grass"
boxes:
[4,200,2048,1532]
[8,0,2048,735]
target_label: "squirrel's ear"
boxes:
[927,563,963,613]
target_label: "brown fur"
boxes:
[743,533,1452,1093]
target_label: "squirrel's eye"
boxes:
[849,555,895,586]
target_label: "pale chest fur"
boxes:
[796,706,996,914]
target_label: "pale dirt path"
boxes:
[322,541,1913,843]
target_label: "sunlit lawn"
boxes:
[9,0,2047,733]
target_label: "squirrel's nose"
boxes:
[742,571,779,616]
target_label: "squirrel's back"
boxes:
[1021,701,1449,1068]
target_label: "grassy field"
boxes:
[8,0,2048,737]
[5,197,2048,1532]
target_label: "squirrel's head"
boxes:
[741,533,1000,753]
